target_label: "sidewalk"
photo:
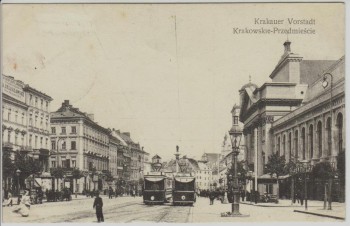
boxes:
[190,197,343,222]
[240,199,345,220]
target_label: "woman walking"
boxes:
[12,190,31,217]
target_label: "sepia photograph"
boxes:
[0,1,346,224]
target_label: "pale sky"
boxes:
[2,3,344,161]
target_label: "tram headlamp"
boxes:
[151,196,155,201]
[181,195,186,200]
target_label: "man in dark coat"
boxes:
[93,193,104,222]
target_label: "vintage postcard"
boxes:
[0,1,346,224]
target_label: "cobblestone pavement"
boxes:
[1,196,344,223]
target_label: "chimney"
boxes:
[87,114,94,121]
[142,147,144,151]
[63,100,70,106]
[283,40,291,53]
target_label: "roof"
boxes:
[203,153,220,164]
[300,60,337,86]
[239,82,258,92]
[152,154,161,159]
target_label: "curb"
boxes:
[293,210,345,220]
[240,202,342,208]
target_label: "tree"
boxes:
[284,160,297,203]
[337,150,345,202]
[13,152,42,190]
[2,151,15,193]
[51,167,65,191]
[312,161,336,209]
[264,154,286,201]
[72,168,83,197]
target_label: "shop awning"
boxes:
[145,177,165,182]
[174,177,195,183]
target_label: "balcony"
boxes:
[3,142,13,149]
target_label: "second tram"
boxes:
[172,174,196,206]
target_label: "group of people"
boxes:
[46,188,72,202]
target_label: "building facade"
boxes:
[2,75,53,193]
[238,41,344,198]
[50,100,110,192]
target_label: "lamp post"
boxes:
[222,173,229,204]
[221,125,248,217]
[16,169,21,196]
[322,73,333,161]
[297,161,311,210]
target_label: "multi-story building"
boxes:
[50,100,110,192]
[108,129,120,181]
[238,41,344,199]
[2,74,53,193]
[195,161,213,191]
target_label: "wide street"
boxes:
[2,195,343,223]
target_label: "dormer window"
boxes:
[233,116,239,125]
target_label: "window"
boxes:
[62,160,67,168]
[29,135,32,146]
[15,134,18,145]
[22,114,24,125]
[72,160,76,168]
[8,110,11,121]
[15,114,18,122]
[46,138,48,148]
[35,116,38,127]
[51,141,55,150]
[46,101,48,111]
[41,99,43,109]
[233,116,239,125]
[62,141,66,150]
[29,94,33,105]
[40,137,43,147]
[71,141,76,150]
[35,136,38,148]
[51,127,56,134]
[61,127,66,134]
[71,126,77,134]
[51,161,56,168]
[29,117,33,126]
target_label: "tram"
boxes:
[172,174,196,206]
[143,172,172,205]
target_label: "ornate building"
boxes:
[238,41,344,198]
[50,100,110,192]
[2,75,53,193]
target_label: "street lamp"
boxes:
[16,169,21,196]
[221,125,248,217]
[322,73,333,161]
[296,161,311,210]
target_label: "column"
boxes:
[254,127,258,191]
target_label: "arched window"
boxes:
[337,113,343,153]
[302,128,306,160]
[288,132,292,161]
[326,118,331,156]
[294,130,299,159]
[282,135,286,156]
[309,125,314,159]
[317,121,322,158]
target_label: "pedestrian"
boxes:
[2,191,13,207]
[209,190,215,205]
[241,190,246,202]
[132,189,136,198]
[93,193,104,223]
[108,187,113,199]
[12,189,31,217]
